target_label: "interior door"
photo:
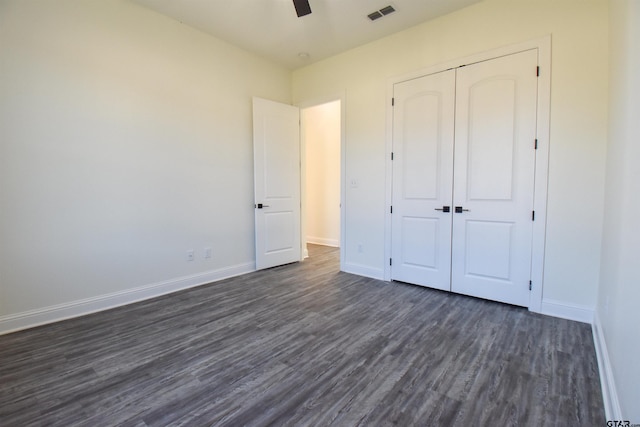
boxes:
[450,50,538,306]
[391,70,456,291]
[253,97,301,270]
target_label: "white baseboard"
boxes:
[0,262,255,336]
[540,298,594,324]
[342,262,384,280]
[592,311,623,421]
[306,236,340,247]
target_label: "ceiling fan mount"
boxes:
[293,0,312,17]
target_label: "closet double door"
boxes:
[391,50,538,307]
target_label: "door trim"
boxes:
[297,92,347,272]
[383,36,551,313]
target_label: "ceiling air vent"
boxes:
[380,5,395,15]
[368,5,396,21]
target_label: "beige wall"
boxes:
[598,0,640,421]
[303,101,341,247]
[292,0,609,310]
[0,0,291,321]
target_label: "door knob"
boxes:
[455,206,469,213]
[255,203,270,209]
[434,206,451,212]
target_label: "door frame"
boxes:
[297,92,347,271]
[383,36,551,313]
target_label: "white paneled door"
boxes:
[391,49,538,307]
[451,50,538,306]
[391,70,456,291]
[253,97,301,270]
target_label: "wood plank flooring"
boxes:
[0,245,604,426]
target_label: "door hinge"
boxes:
[390,258,393,266]
[534,139,538,150]
[391,152,394,160]
[390,206,393,214]
[529,280,532,291]
[391,97,395,106]
[536,66,540,77]
[532,211,535,221]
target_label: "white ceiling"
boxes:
[132,0,481,69]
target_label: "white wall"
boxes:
[292,0,609,310]
[0,0,291,325]
[303,101,341,247]
[597,0,640,421]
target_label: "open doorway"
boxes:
[301,100,342,260]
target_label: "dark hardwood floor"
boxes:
[0,245,604,426]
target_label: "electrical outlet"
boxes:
[204,247,212,259]
[186,250,195,261]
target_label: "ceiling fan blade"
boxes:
[293,0,312,17]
